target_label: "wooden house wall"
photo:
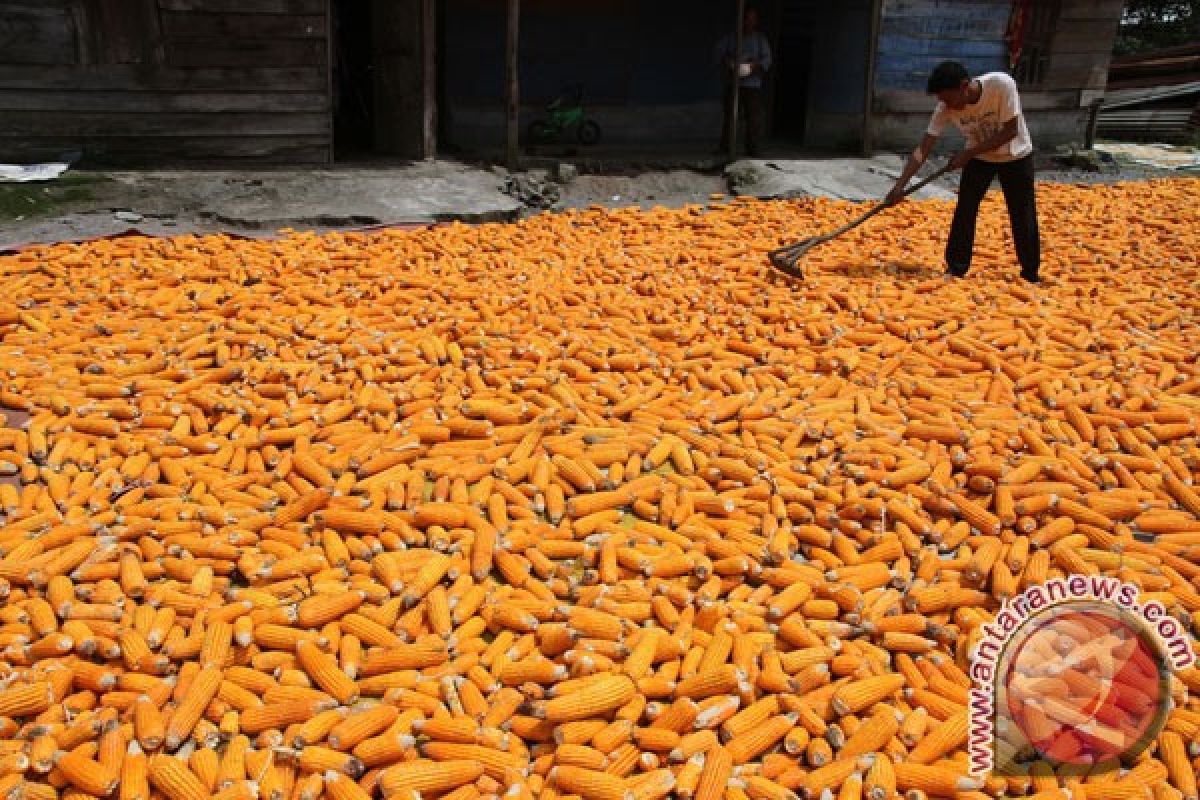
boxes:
[0,0,1125,164]
[870,0,1123,154]
[0,0,331,165]
[441,0,873,152]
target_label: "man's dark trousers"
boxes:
[946,153,1040,280]
[720,87,763,156]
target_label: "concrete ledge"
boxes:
[725,154,957,202]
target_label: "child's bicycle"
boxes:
[527,84,601,147]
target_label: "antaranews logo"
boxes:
[967,575,1195,777]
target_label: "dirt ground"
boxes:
[0,153,1185,250]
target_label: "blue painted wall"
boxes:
[874,0,1009,92]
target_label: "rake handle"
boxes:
[767,163,953,278]
[824,163,953,240]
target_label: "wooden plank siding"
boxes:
[1040,0,1122,92]
[869,0,1123,153]
[872,0,1010,95]
[0,0,332,165]
[0,3,78,65]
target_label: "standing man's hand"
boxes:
[949,151,972,170]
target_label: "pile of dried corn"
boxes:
[0,179,1198,800]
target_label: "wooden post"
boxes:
[1084,97,1103,150]
[422,0,436,160]
[727,0,745,162]
[505,0,520,169]
[326,0,336,163]
[862,0,883,157]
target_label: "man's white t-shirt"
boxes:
[926,72,1033,163]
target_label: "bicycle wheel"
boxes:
[577,120,601,146]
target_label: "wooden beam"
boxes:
[1058,0,1124,20]
[325,0,334,163]
[765,0,783,140]
[505,0,519,169]
[876,88,1084,113]
[1084,97,1103,149]
[862,0,883,156]
[422,0,436,159]
[727,0,745,162]
[158,0,325,12]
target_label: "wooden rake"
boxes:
[767,163,952,279]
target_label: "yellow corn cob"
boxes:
[906,708,967,764]
[882,461,932,488]
[275,487,332,526]
[553,742,608,772]
[419,741,526,781]
[540,674,637,722]
[133,694,166,751]
[695,745,734,800]
[831,674,906,716]
[725,713,795,764]
[297,745,364,778]
[290,707,347,749]
[292,452,336,489]
[188,746,219,792]
[241,698,332,735]
[552,765,631,800]
[323,770,372,800]
[314,508,385,536]
[163,666,221,751]
[54,749,119,796]
[893,763,982,795]
[864,753,897,800]
[297,639,359,705]
[839,708,901,759]
[148,754,209,800]
[401,552,454,608]
[361,640,449,675]
[1156,731,1195,800]
[120,741,149,800]
[675,666,747,700]
[628,769,677,800]
[379,759,485,794]
[0,682,52,717]
[328,704,399,751]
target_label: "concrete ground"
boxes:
[0,151,1183,250]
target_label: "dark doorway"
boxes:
[772,6,811,142]
[436,0,456,154]
[332,1,375,158]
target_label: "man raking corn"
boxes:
[887,60,1042,284]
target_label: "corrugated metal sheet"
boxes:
[1102,80,1200,110]
[1097,109,1195,134]
[1097,80,1200,141]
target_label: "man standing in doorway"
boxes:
[886,61,1041,283]
[715,7,772,158]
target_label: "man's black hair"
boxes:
[926,61,969,94]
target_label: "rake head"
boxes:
[767,234,829,278]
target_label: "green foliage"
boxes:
[0,173,108,220]
[1113,1,1200,56]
